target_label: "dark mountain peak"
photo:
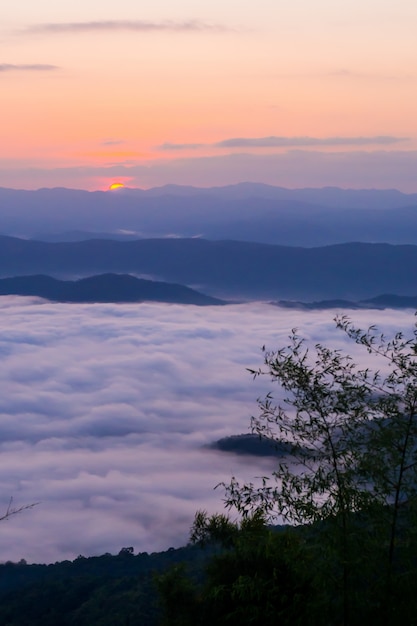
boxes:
[0,273,225,305]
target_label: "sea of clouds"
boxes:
[0,297,414,563]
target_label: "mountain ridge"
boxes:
[0,235,416,300]
[1,184,417,246]
[0,273,224,305]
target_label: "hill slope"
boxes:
[0,236,416,300]
[0,273,224,305]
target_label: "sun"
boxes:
[109,182,125,191]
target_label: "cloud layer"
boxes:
[0,64,58,72]
[24,20,228,35]
[0,297,413,563]
[160,136,408,151]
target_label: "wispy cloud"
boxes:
[325,68,415,81]
[216,136,408,148]
[159,142,205,151]
[101,139,126,146]
[329,69,370,78]
[0,63,58,72]
[24,20,229,35]
[159,136,409,151]
[272,69,415,82]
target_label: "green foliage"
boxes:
[157,565,201,626]
[157,512,314,626]
[220,315,417,625]
[189,510,239,547]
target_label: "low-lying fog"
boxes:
[0,298,413,563]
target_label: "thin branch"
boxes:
[0,497,39,522]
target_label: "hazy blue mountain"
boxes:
[32,230,142,242]
[0,273,224,305]
[0,236,417,300]
[276,299,365,310]
[276,295,417,310]
[1,184,417,246]
[362,294,417,308]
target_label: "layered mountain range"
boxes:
[0,235,416,301]
[1,183,417,246]
[1,184,417,303]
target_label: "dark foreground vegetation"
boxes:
[0,545,213,626]
[3,509,417,626]
[4,314,417,625]
[157,508,417,626]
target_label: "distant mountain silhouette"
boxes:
[32,230,142,243]
[1,236,417,300]
[1,184,417,246]
[362,294,417,308]
[0,273,224,305]
[208,434,302,457]
[276,294,417,310]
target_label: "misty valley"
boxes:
[1,184,417,624]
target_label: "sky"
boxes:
[1,0,417,191]
[0,297,414,564]
[2,0,417,568]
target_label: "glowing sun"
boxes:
[109,182,124,190]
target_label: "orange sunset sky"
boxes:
[1,0,417,191]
